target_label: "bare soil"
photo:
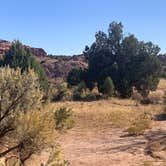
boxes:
[59,120,166,166]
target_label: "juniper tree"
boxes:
[83,21,161,98]
[1,40,49,92]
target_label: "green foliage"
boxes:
[127,41,161,97]
[116,78,133,98]
[67,68,83,86]
[81,69,96,91]
[1,40,49,91]
[102,77,114,97]
[0,67,55,163]
[54,107,74,131]
[83,21,161,98]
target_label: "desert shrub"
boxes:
[13,110,56,163]
[0,67,43,141]
[72,82,87,100]
[55,82,72,101]
[42,145,70,166]
[102,77,114,97]
[0,67,56,163]
[127,113,152,135]
[73,89,97,101]
[73,82,97,101]
[132,88,163,105]
[46,85,59,102]
[82,89,97,101]
[54,107,74,131]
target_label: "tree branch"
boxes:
[0,144,20,157]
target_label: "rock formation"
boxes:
[0,39,87,85]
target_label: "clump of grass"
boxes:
[54,107,75,131]
[41,145,70,166]
[127,113,153,136]
[109,110,134,128]
[142,161,154,166]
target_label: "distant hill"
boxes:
[0,39,87,85]
[0,39,47,57]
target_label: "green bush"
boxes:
[1,40,49,92]
[67,68,83,86]
[102,77,114,97]
[54,107,74,131]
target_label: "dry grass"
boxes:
[25,79,166,166]
[127,114,153,135]
[47,79,166,166]
[48,98,163,131]
[149,79,166,104]
[156,79,166,91]
[49,80,166,128]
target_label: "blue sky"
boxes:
[0,0,166,55]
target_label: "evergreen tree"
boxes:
[67,68,83,86]
[1,40,49,91]
[83,21,161,98]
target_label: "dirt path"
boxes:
[25,99,166,166]
[59,120,166,166]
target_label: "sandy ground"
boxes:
[25,103,166,166]
[58,120,166,166]
[25,118,166,166]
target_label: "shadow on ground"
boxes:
[155,113,166,121]
[106,121,166,160]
